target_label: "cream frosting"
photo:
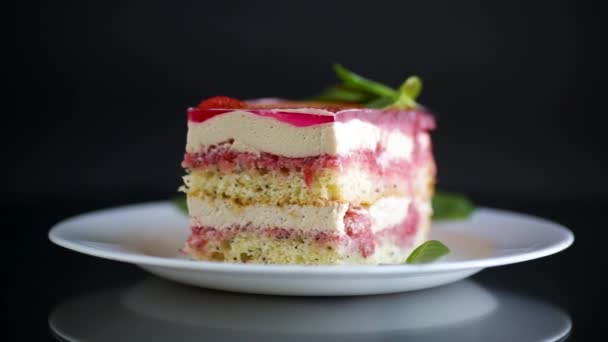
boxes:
[368,196,411,233]
[187,196,417,234]
[186,110,414,159]
[188,196,349,232]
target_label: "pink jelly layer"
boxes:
[186,204,421,259]
[183,141,434,186]
[187,107,435,134]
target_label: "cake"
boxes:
[181,96,436,264]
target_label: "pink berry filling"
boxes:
[186,204,421,259]
[183,138,434,187]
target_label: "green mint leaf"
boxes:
[334,64,396,98]
[312,64,426,110]
[389,93,417,109]
[366,95,396,108]
[432,191,475,220]
[385,76,422,110]
[406,240,450,264]
[313,85,376,103]
[401,76,422,99]
[172,194,188,215]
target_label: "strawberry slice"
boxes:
[197,96,245,109]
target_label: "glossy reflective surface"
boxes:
[50,278,570,342]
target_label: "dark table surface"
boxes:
[5,194,600,341]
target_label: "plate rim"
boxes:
[48,201,574,275]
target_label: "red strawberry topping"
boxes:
[197,96,245,109]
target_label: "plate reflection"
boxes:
[50,278,570,341]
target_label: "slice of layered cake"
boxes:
[181,94,436,265]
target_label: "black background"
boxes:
[5,0,605,340]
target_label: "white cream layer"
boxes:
[188,196,417,233]
[186,110,414,159]
[368,196,411,233]
[188,196,348,232]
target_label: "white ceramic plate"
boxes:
[49,201,573,296]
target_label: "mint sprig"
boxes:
[432,191,475,220]
[406,240,450,264]
[391,76,422,109]
[314,85,376,103]
[334,64,396,98]
[172,194,188,214]
[313,64,422,110]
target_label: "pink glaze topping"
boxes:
[188,108,335,127]
[187,106,435,132]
